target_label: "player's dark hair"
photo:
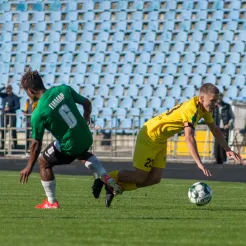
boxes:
[200,83,220,95]
[20,67,45,90]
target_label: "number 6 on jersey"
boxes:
[59,104,77,128]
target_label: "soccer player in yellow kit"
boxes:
[93,83,244,207]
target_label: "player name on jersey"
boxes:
[48,93,65,110]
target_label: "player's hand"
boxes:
[226,150,244,165]
[197,163,212,176]
[20,166,32,184]
[83,112,91,125]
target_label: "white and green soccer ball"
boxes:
[188,182,212,206]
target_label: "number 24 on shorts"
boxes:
[144,158,154,168]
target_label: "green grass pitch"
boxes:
[0,171,246,246]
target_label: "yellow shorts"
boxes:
[133,127,167,172]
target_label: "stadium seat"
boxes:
[184,52,196,64]
[232,42,245,52]
[81,85,94,97]
[90,63,102,74]
[163,75,174,87]
[218,75,231,87]
[47,43,60,53]
[16,53,26,63]
[175,31,188,41]
[234,75,245,87]
[141,108,154,118]
[112,42,123,52]
[123,51,135,63]
[166,64,177,74]
[112,85,124,97]
[176,75,188,87]
[197,52,210,63]
[225,86,237,99]
[149,97,161,109]
[107,96,119,108]
[139,52,151,63]
[228,53,240,63]
[205,74,216,84]
[139,85,153,97]
[167,52,180,63]
[150,64,162,75]
[222,31,234,41]
[92,96,104,109]
[213,52,225,63]
[127,85,138,97]
[187,41,200,52]
[183,86,196,98]
[218,41,230,52]
[109,52,120,63]
[190,75,202,88]
[180,64,192,75]
[196,64,207,75]
[135,97,147,108]
[72,74,84,84]
[97,85,109,97]
[163,97,176,109]
[147,75,159,86]
[128,108,140,117]
[173,42,185,52]
[105,63,117,74]
[131,20,143,31]
[121,64,132,74]
[102,74,114,85]
[224,64,236,75]
[117,74,129,85]
[210,64,222,74]
[203,41,215,52]
[154,85,167,97]
[169,85,182,98]
[87,74,99,85]
[135,64,147,74]
[120,97,133,109]
[60,64,71,74]
[116,21,127,31]
[191,31,203,42]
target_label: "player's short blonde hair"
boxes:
[200,83,220,95]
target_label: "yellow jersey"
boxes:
[144,96,214,143]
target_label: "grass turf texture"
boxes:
[0,171,246,246]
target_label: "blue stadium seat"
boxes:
[159,42,170,53]
[198,52,210,63]
[163,97,176,109]
[195,21,207,31]
[205,74,216,84]
[120,97,133,109]
[43,74,55,85]
[136,64,147,74]
[225,86,238,99]
[72,74,84,84]
[66,12,78,21]
[176,75,188,87]
[229,0,241,9]
[135,97,147,108]
[99,12,111,21]
[64,43,75,52]
[35,22,46,32]
[50,12,61,21]
[0,53,11,63]
[16,53,26,63]
[164,11,175,20]
[210,64,222,74]
[60,64,71,74]
[0,2,10,11]
[1,13,12,22]
[81,85,94,97]
[180,20,192,31]
[92,96,104,109]
[163,21,175,31]
[167,52,180,63]
[196,64,207,75]
[105,63,117,74]
[163,75,174,87]
[112,85,124,96]
[127,42,139,52]
[187,41,200,52]
[132,11,143,21]
[152,52,165,63]
[229,10,240,20]
[212,10,224,20]
[149,97,161,109]
[19,22,30,32]
[62,53,73,63]
[183,86,196,98]
[116,21,127,31]
[81,31,93,42]
[218,75,231,87]
[0,63,9,74]
[131,20,143,31]
[210,21,222,31]
[213,52,225,63]
[175,31,188,42]
[166,0,177,9]
[2,75,8,84]
[131,74,143,85]
[98,32,109,42]
[139,85,153,97]
[148,11,159,20]
[121,64,132,74]
[46,54,57,63]
[184,52,196,63]
[228,53,240,64]
[222,31,234,41]
[218,41,230,52]
[169,85,182,98]
[83,22,95,31]
[97,85,109,97]
[65,32,77,42]
[205,31,218,41]
[1,43,11,53]
[190,75,202,88]
[191,31,203,42]
[48,43,60,52]
[112,42,123,52]
[66,1,77,11]
[156,107,168,115]
[141,108,154,119]
[144,31,156,42]
[203,41,215,52]
[224,64,236,75]
[139,52,151,63]
[181,64,192,75]
[108,52,120,63]
[240,64,246,75]
[82,1,94,10]
[88,74,99,85]
[150,64,162,74]
[177,97,189,104]
[114,108,128,120]
[232,42,245,52]
[166,64,177,74]
[117,74,129,85]
[57,75,70,85]
[33,12,44,22]
[226,21,238,30]
[234,75,245,87]
[116,11,127,21]
[147,75,159,86]
[48,32,60,42]
[129,32,140,42]
[173,42,185,52]
[238,31,246,41]
[113,31,124,42]
[94,118,105,129]
[128,108,140,117]
[13,64,25,74]
[106,96,119,109]
[102,74,114,85]
[123,51,135,63]
[127,85,138,97]
[16,12,28,22]
[154,85,167,97]
[118,118,133,134]
[160,31,172,41]
[83,12,95,21]
[90,63,102,74]
[100,22,111,31]
[100,107,113,122]
[133,0,144,10]
[44,64,55,74]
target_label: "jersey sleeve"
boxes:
[31,112,45,140]
[203,111,214,124]
[180,102,198,126]
[69,86,86,104]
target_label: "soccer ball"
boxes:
[188,182,212,206]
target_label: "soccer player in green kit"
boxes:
[19,68,121,209]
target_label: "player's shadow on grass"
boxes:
[186,207,246,212]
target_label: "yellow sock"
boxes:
[109,170,137,191]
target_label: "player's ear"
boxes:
[28,88,36,95]
[199,95,204,103]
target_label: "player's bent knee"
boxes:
[151,177,161,185]
[38,156,49,169]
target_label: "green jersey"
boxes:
[31,85,92,156]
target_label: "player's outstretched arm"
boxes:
[207,122,244,164]
[184,123,212,176]
[81,98,92,125]
[20,139,42,184]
